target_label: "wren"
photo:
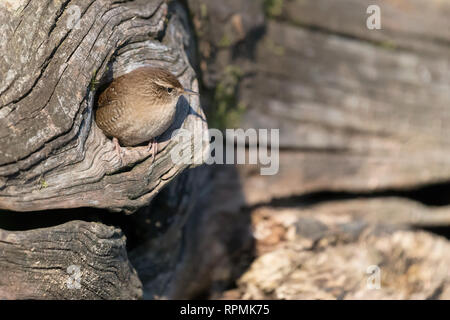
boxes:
[95,67,198,163]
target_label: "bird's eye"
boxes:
[167,87,174,94]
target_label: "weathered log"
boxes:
[0,0,207,213]
[235,0,450,204]
[185,1,450,301]
[0,0,210,300]
[226,210,450,299]
[280,0,450,56]
[0,220,142,299]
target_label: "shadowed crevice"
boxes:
[248,180,450,210]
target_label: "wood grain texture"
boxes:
[0,0,207,213]
[237,0,450,204]
[0,220,142,299]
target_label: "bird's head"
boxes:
[150,68,198,105]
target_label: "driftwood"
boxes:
[0,221,142,299]
[0,0,207,213]
[0,0,209,299]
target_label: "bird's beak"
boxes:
[183,88,199,96]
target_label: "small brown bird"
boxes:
[95,67,198,162]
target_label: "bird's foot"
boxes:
[148,138,159,163]
[113,137,125,164]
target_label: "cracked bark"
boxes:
[236,0,450,206]
[0,0,208,299]
[0,221,142,299]
[0,0,207,213]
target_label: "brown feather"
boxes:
[95,67,184,146]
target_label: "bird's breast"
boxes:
[119,101,177,146]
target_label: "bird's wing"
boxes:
[97,77,128,109]
[96,77,133,137]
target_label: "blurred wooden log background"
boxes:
[188,0,450,219]
[188,0,450,299]
[239,0,450,205]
